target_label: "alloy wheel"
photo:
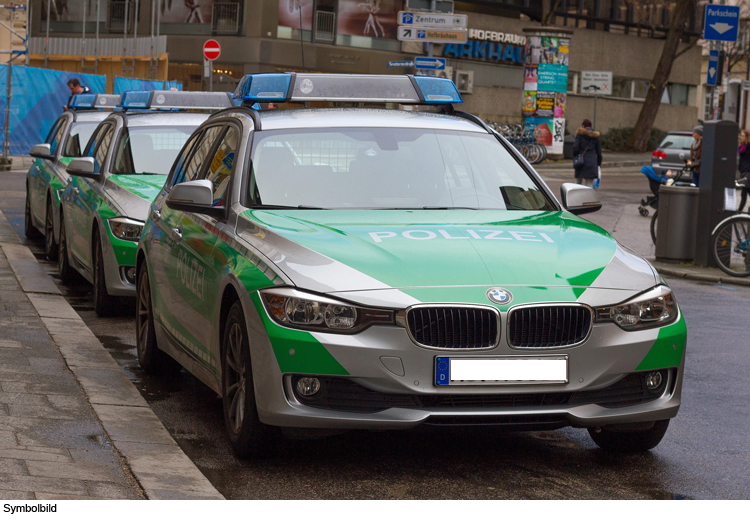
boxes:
[225,322,246,435]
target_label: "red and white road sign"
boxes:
[203,39,221,61]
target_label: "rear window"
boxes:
[658,134,693,150]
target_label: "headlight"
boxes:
[108,218,144,241]
[595,285,678,330]
[260,288,394,334]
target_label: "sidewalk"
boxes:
[0,210,223,500]
[648,258,750,287]
[537,151,652,170]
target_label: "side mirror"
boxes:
[30,144,53,159]
[166,180,223,217]
[66,157,99,179]
[560,183,602,215]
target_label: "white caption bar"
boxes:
[450,357,567,383]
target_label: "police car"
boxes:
[59,90,232,316]
[136,73,687,457]
[26,93,120,259]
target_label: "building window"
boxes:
[632,80,650,100]
[611,77,632,99]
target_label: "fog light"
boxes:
[644,371,663,391]
[296,377,321,396]
[121,266,136,284]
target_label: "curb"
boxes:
[650,261,750,288]
[537,160,647,170]
[0,210,224,500]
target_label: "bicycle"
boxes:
[711,212,750,277]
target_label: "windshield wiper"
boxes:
[250,204,327,210]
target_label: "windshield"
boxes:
[112,126,195,175]
[63,122,99,157]
[249,128,554,211]
[659,134,693,150]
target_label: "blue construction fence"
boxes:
[114,77,183,94]
[0,65,105,156]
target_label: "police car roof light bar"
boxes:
[68,93,98,109]
[118,90,234,111]
[234,73,463,105]
[118,90,152,110]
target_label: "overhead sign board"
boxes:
[580,71,612,96]
[397,26,468,44]
[203,39,221,61]
[387,61,415,68]
[415,57,446,70]
[703,4,740,42]
[398,11,467,28]
[707,49,719,86]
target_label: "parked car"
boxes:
[25,93,119,259]
[651,130,694,173]
[135,73,687,458]
[59,90,233,316]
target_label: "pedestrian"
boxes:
[63,78,90,111]
[738,129,750,212]
[572,119,602,187]
[687,125,702,187]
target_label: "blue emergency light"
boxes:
[118,90,152,110]
[233,73,463,105]
[68,93,97,109]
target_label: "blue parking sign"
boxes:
[704,4,740,42]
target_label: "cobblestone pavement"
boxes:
[0,246,143,500]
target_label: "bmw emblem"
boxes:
[486,288,512,305]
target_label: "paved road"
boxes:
[3,167,749,499]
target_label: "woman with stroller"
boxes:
[738,130,750,212]
[573,119,602,187]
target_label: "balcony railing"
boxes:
[314,11,335,43]
[212,2,240,34]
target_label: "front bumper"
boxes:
[243,292,686,431]
[101,222,138,297]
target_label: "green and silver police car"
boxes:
[59,90,232,316]
[136,74,687,457]
[26,94,120,260]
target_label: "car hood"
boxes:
[237,210,657,302]
[104,174,167,220]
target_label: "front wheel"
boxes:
[24,191,41,239]
[93,232,116,317]
[57,210,76,284]
[222,301,277,458]
[136,264,181,374]
[712,216,750,277]
[588,420,670,453]
[650,210,658,245]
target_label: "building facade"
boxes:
[29,0,702,134]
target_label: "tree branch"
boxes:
[542,0,563,26]
[674,38,699,60]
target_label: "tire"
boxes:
[650,210,658,245]
[57,210,76,284]
[136,264,181,375]
[712,216,750,277]
[24,190,41,239]
[44,197,59,261]
[588,420,670,453]
[222,301,277,458]
[93,231,116,317]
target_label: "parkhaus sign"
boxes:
[442,28,526,65]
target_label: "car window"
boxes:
[170,131,203,187]
[249,128,555,211]
[659,134,693,150]
[204,127,238,207]
[93,125,114,174]
[111,126,196,175]
[62,122,99,158]
[48,118,67,155]
[174,125,224,185]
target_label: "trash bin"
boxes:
[655,185,699,260]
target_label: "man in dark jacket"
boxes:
[687,125,702,187]
[63,78,90,111]
[572,119,602,187]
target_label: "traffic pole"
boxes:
[593,94,597,131]
[209,60,213,91]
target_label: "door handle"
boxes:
[151,209,161,221]
[171,227,182,241]
[72,187,80,194]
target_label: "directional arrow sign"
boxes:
[707,59,718,86]
[414,57,446,70]
[397,26,468,44]
[704,4,740,42]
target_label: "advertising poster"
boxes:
[160,0,219,24]
[522,34,569,155]
[278,0,313,30]
[42,0,105,21]
[522,91,537,117]
[535,91,555,117]
[337,0,400,40]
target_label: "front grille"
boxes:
[291,371,671,414]
[406,306,498,349]
[508,305,592,348]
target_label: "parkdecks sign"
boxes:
[442,28,526,65]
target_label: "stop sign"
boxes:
[203,39,221,61]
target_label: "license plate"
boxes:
[434,355,568,386]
